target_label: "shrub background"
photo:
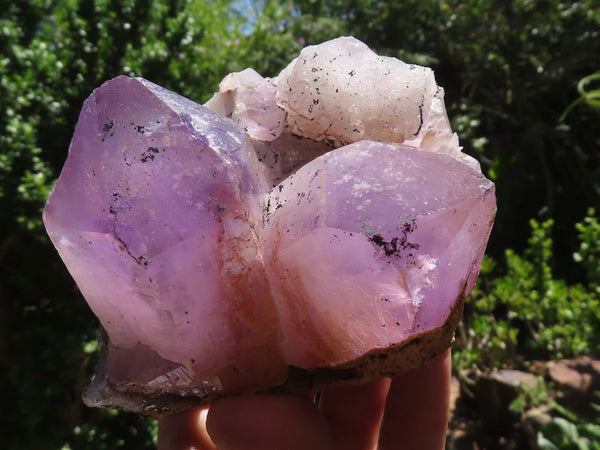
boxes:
[1,0,598,448]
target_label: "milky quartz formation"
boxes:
[43,37,496,416]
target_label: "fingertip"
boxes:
[379,349,452,450]
[319,378,391,450]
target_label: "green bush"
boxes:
[537,393,600,450]
[573,208,600,293]
[538,416,600,450]
[454,210,600,372]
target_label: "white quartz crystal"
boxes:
[206,36,477,169]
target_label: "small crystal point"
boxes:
[44,38,496,416]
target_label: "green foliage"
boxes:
[537,417,600,450]
[507,380,600,449]
[537,394,600,450]
[509,376,551,415]
[560,72,600,122]
[573,208,600,292]
[454,211,600,372]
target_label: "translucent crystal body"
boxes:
[43,37,496,416]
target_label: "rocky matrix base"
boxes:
[43,37,496,417]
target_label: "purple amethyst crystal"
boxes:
[43,37,496,416]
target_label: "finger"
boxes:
[206,394,334,450]
[319,378,391,450]
[157,407,217,450]
[378,349,451,450]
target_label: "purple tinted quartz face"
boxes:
[44,77,288,412]
[261,141,495,369]
[44,39,496,417]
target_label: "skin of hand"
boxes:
[157,349,451,450]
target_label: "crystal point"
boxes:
[44,38,496,417]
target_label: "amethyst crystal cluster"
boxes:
[43,37,496,416]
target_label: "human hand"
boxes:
[157,349,451,450]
